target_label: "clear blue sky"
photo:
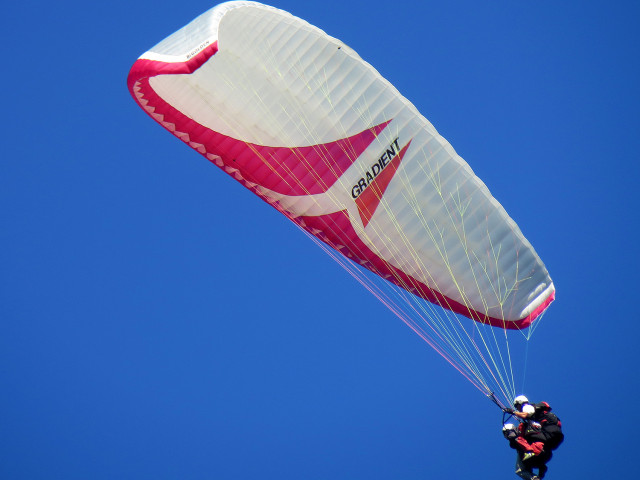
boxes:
[2,1,639,479]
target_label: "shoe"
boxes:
[522,452,535,461]
[531,476,540,480]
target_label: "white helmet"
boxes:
[513,395,529,409]
[502,423,516,432]
[521,404,536,417]
[502,423,518,439]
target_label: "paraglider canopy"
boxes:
[128,1,555,404]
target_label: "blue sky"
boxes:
[2,1,639,479]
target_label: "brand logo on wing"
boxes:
[351,137,412,227]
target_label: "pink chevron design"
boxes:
[355,141,412,227]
